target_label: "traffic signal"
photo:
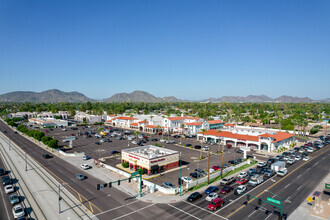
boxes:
[141,181,144,186]
[247,194,250,201]
[128,177,131,183]
[97,184,100,190]
[59,197,62,201]
[103,183,108,187]
[258,198,262,205]
[109,182,112,188]
[178,178,181,185]
[118,180,120,185]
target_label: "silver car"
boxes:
[75,174,85,180]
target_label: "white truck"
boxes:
[277,168,288,177]
[248,174,264,186]
[271,161,286,172]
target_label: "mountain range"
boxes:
[0,89,328,103]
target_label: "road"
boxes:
[0,120,328,220]
[0,156,14,220]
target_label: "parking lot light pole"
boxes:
[221,142,224,178]
[265,190,283,218]
[179,152,182,196]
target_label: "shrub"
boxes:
[122,161,129,168]
[47,139,58,148]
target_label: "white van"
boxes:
[277,168,288,177]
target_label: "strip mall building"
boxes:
[197,127,295,152]
[121,145,179,175]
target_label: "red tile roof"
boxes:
[208,120,225,125]
[269,132,294,143]
[184,116,201,120]
[186,122,204,126]
[146,125,157,128]
[138,121,148,124]
[224,123,235,127]
[106,120,112,122]
[167,117,185,121]
[131,123,138,126]
[115,116,137,120]
[259,133,274,138]
[198,130,259,142]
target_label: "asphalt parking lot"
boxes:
[43,126,248,188]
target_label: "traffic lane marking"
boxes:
[264,213,273,220]
[297,185,302,191]
[284,183,291,188]
[296,174,302,179]
[225,147,329,218]
[112,203,155,220]
[167,203,202,220]
[183,200,228,219]
[248,209,257,218]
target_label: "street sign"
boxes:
[325,183,330,190]
[131,171,139,176]
[307,197,313,202]
[267,197,281,205]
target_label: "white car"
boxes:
[206,192,219,201]
[277,168,288,176]
[202,146,209,151]
[12,204,25,218]
[81,164,89,170]
[160,139,166,143]
[236,185,247,194]
[303,156,311,161]
[209,168,215,173]
[181,176,192,183]
[295,156,301,161]
[287,159,295,165]
[283,156,290,161]
[131,141,137,145]
[238,172,248,178]
[83,155,90,160]
[299,149,305,153]
[307,148,314,153]
[257,162,267,167]
[5,185,14,194]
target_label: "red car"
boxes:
[226,144,232,148]
[236,178,248,185]
[208,198,224,211]
[212,166,220,170]
[220,185,233,194]
[157,132,162,135]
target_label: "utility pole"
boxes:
[25,152,27,171]
[221,141,224,178]
[58,184,62,214]
[179,152,182,196]
[207,144,210,184]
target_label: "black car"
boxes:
[2,176,12,186]
[95,142,100,145]
[194,145,201,149]
[111,151,120,155]
[187,192,202,202]
[190,172,202,178]
[185,144,192,147]
[236,149,244,154]
[0,168,6,176]
[42,154,52,159]
[228,160,237,165]
[151,138,158,141]
[258,167,268,174]
[267,158,275,164]
[3,130,7,133]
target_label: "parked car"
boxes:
[95,142,100,145]
[111,151,120,155]
[247,168,257,174]
[83,155,91,160]
[212,166,220,170]
[264,170,274,177]
[236,185,247,194]
[275,155,282,160]
[295,155,301,161]
[205,186,218,195]
[220,185,233,194]
[257,162,267,167]
[151,138,158,142]
[283,156,290,161]
[277,168,288,176]
[81,164,89,170]
[236,178,248,185]
[206,192,219,201]
[8,194,20,205]
[181,176,192,183]
[2,176,12,186]
[194,145,201,149]
[208,198,224,211]
[220,176,235,185]
[258,167,268,174]
[185,144,192,147]
[237,172,248,178]
[203,146,209,151]
[307,147,314,153]
[190,172,202,178]
[162,182,175,189]
[195,168,207,176]
[5,185,15,194]
[187,192,202,202]
[75,174,85,180]
[12,204,25,218]
[287,159,295,165]
[267,158,275,164]
[236,149,244,154]
[303,156,311,161]
[0,168,6,176]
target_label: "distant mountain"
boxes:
[202,95,326,103]
[102,90,182,103]
[0,89,94,103]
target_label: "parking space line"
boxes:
[248,210,257,218]
[265,213,273,220]
[167,203,201,220]
[112,203,154,220]
[183,200,228,219]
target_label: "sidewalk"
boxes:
[0,134,94,220]
[288,173,330,220]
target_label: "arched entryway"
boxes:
[260,143,268,151]
[248,143,258,150]
[139,126,143,131]
[226,140,235,146]
[236,142,246,147]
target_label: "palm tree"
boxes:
[134,131,140,143]
[302,120,308,136]
[200,129,206,159]
[180,123,185,144]
[277,111,283,131]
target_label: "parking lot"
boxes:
[43,125,250,188]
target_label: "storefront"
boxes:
[121,145,179,175]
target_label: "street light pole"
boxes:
[221,142,224,178]
[265,190,283,218]
[25,152,27,171]
[179,152,182,196]
[58,184,61,214]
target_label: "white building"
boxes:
[74,112,101,123]
[28,118,68,128]
[163,116,203,133]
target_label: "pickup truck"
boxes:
[248,174,264,186]
[220,176,235,186]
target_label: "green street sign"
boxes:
[267,197,281,205]
[131,171,139,176]
[325,183,330,190]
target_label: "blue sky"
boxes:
[0,0,329,100]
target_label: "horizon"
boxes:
[1,0,330,100]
